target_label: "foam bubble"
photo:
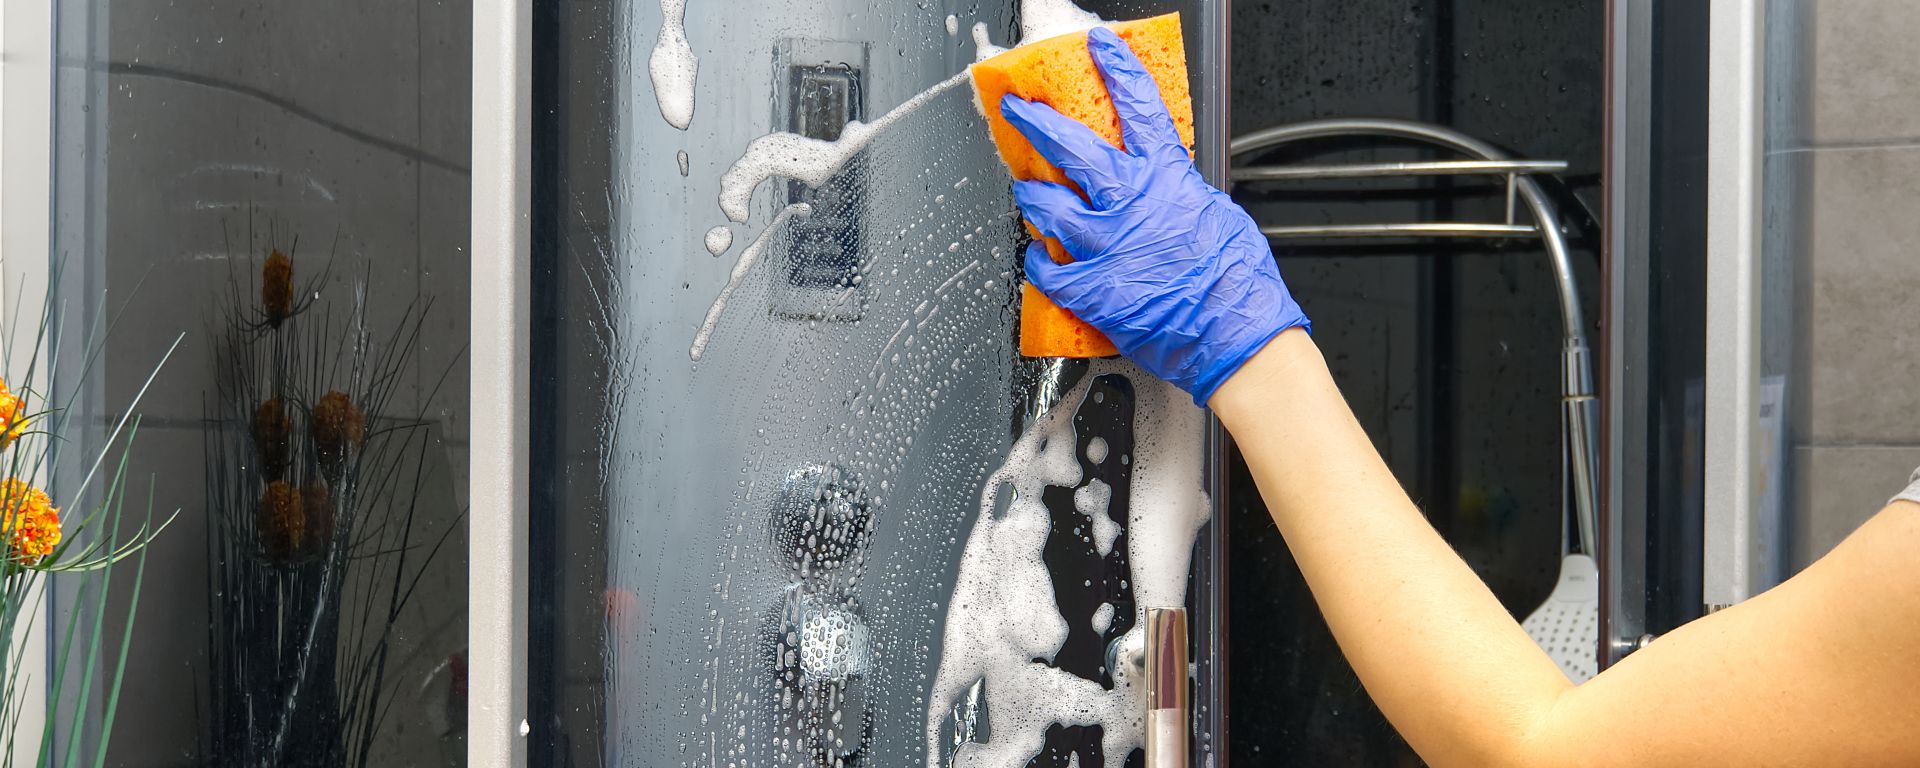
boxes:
[676,150,690,176]
[704,225,733,256]
[946,14,960,36]
[647,0,697,129]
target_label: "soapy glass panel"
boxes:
[530,0,1220,766]
[44,0,473,763]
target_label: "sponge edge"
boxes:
[970,13,1195,359]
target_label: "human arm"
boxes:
[1008,27,1920,768]
[1213,330,1920,767]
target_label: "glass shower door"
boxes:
[528,0,1226,765]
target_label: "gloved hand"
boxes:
[1002,26,1310,406]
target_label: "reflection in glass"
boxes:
[202,234,464,766]
[46,0,473,763]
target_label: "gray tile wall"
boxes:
[1769,0,1920,567]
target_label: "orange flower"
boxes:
[1,479,61,565]
[257,480,303,561]
[0,378,29,448]
[257,481,335,561]
[262,248,293,327]
[310,390,365,476]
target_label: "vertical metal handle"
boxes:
[1144,607,1189,768]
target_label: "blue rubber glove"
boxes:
[1002,26,1310,406]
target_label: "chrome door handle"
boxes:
[1144,607,1189,768]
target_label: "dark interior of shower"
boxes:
[1224,1,1604,764]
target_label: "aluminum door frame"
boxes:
[470,0,532,765]
[1702,0,1778,610]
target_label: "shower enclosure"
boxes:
[516,0,1229,765]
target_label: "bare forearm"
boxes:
[1210,329,1573,768]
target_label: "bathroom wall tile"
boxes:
[1795,145,1920,444]
[1791,444,1920,567]
[1806,0,1920,145]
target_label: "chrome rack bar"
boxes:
[1231,118,1599,564]
[1232,159,1567,181]
[1262,223,1539,239]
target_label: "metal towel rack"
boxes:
[1229,118,1599,560]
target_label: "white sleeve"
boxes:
[1891,466,1920,506]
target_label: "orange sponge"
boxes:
[972,13,1195,358]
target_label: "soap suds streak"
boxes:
[924,361,1210,768]
[716,71,970,223]
[923,370,1135,768]
[648,0,697,129]
[689,203,811,361]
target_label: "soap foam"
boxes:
[704,225,733,256]
[972,22,1007,60]
[970,0,1110,62]
[689,203,810,361]
[647,0,697,129]
[1076,479,1118,557]
[925,361,1211,768]
[969,0,1109,63]
[1019,0,1106,42]
[946,14,960,36]
[716,72,969,223]
[923,370,1136,768]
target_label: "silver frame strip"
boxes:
[1702,0,1766,608]
[1603,0,1654,665]
[469,0,531,763]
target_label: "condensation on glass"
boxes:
[531,1,1224,766]
[45,0,472,763]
